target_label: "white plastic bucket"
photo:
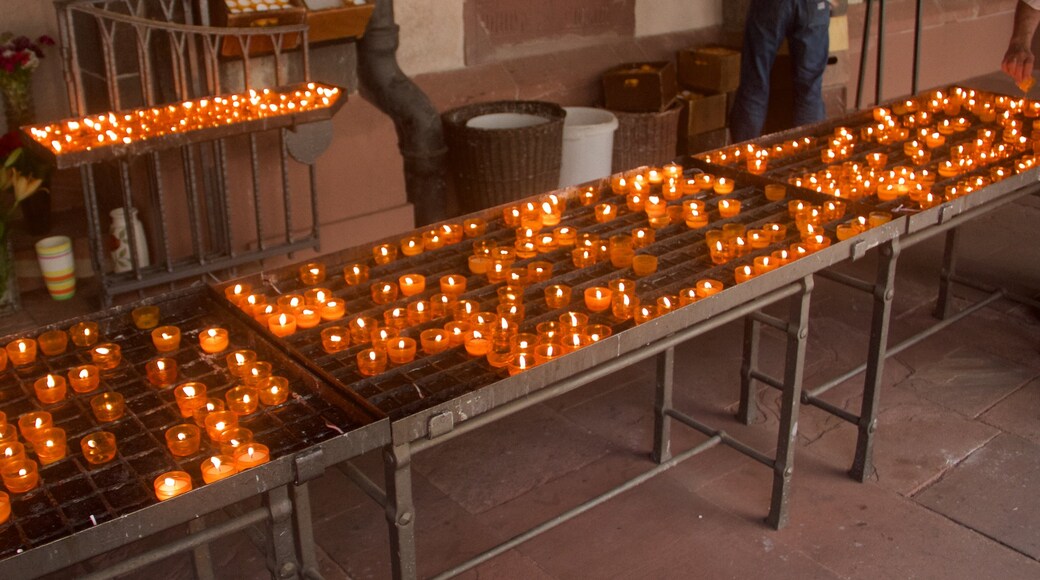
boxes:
[559,107,619,188]
[466,113,549,129]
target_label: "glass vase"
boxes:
[0,74,35,130]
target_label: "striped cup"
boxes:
[35,236,76,301]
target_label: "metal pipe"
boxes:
[664,409,775,468]
[430,435,724,580]
[856,0,874,110]
[342,462,389,506]
[948,275,1040,309]
[818,269,875,293]
[912,0,924,94]
[358,0,449,227]
[875,0,885,105]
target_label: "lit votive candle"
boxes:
[234,443,270,470]
[34,374,67,405]
[1,459,39,494]
[734,265,756,284]
[91,343,122,371]
[371,281,400,305]
[80,431,117,465]
[406,301,434,326]
[357,348,388,377]
[399,274,426,298]
[584,287,613,313]
[173,383,207,418]
[320,299,346,321]
[321,327,350,353]
[303,288,332,306]
[218,427,253,456]
[226,386,260,416]
[151,326,181,352]
[468,255,491,275]
[718,199,742,218]
[444,322,471,347]
[192,398,225,427]
[37,330,69,356]
[0,491,8,524]
[463,218,487,238]
[349,316,377,344]
[6,339,37,367]
[154,471,192,501]
[268,313,297,338]
[422,230,445,250]
[277,294,305,314]
[227,350,257,378]
[343,263,370,286]
[764,183,786,201]
[131,305,160,330]
[201,455,238,484]
[611,291,640,320]
[534,343,564,365]
[0,425,15,446]
[545,285,572,309]
[90,392,125,422]
[253,304,279,325]
[420,329,450,355]
[559,311,589,331]
[695,279,723,299]
[632,255,659,277]
[204,410,239,441]
[373,243,398,264]
[34,428,67,465]
[0,441,24,467]
[146,358,178,387]
[260,376,290,406]
[753,256,779,275]
[572,247,597,268]
[188,329,225,358]
[243,361,273,387]
[464,329,491,356]
[166,424,202,457]
[387,337,418,365]
[436,274,465,297]
[69,321,99,347]
[594,202,618,223]
[224,283,252,306]
[299,262,326,285]
[713,177,735,195]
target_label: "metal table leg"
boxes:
[289,482,321,580]
[265,485,302,580]
[652,347,675,463]
[738,316,762,425]
[850,239,901,482]
[934,229,959,320]
[767,276,813,530]
[385,443,418,580]
[188,518,216,580]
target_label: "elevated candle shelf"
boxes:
[22,82,346,169]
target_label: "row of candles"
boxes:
[0,310,283,509]
[26,82,341,156]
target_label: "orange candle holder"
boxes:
[583,287,612,313]
[37,330,69,356]
[534,343,564,365]
[320,299,346,321]
[753,256,780,276]
[497,286,524,306]
[90,343,122,371]
[634,305,658,325]
[200,455,237,484]
[224,283,252,306]
[234,443,270,470]
[406,301,434,326]
[0,425,15,446]
[444,321,471,347]
[218,427,254,456]
[204,410,239,441]
[199,327,229,354]
[166,424,202,456]
[463,330,491,357]
[611,292,639,320]
[422,230,445,251]
[695,279,724,299]
[299,262,327,285]
[371,281,400,305]
[545,285,572,309]
[343,263,371,286]
[713,177,735,195]
[572,247,597,268]
[594,202,618,223]
[560,332,592,354]
[430,294,456,317]
[192,398,225,427]
[384,307,408,330]
[397,235,423,257]
[463,218,487,238]
[656,295,678,315]
[585,324,612,342]
[452,300,479,322]
[632,255,659,277]
[397,274,426,298]
[764,183,786,201]
[0,491,8,524]
[145,358,178,387]
[0,441,25,467]
[439,274,467,297]
[69,321,99,348]
[226,386,260,415]
[174,383,208,418]
[18,411,53,443]
[90,392,125,422]
[252,304,280,325]
[303,288,332,306]
[226,350,257,378]
[151,325,182,352]
[268,313,297,338]
[507,352,535,376]
[373,243,398,265]
[131,305,161,330]
[371,327,399,352]
[468,255,491,275]
[34,374,67,405]
[349,316,378,344]
[154,471,192,501]
[1,459,39,494]
[559,311,589,331]
[357,348,388,377]
[260,376,291,406]
[34,427,67,465]
[242,361,273,387]
[81,431,117,465]
[420,329,450,355]
[320,327,350,353]
[734,265,756,284]
[277,294,305,314]
[6,339,37,367]
[386,337,418,365]
[718,199,742,218]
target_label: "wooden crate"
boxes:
[306,0,375,43]
[210,0,307,57]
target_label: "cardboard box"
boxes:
[679,91,728,137]
[678,47,741,93]
[603,61,679,113]
[683,127,730,156]
[306,0,375,43]
[830,14,849,53]
[210,0,307,57]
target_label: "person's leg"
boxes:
[788,0,831,127]
[730,0,791,142]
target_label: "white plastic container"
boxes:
[559,107,619,188]
[109,207,150,273]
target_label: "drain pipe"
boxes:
[357,0,448,226]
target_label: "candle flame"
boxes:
[207,329,218,338]
[162,332,172,340]
[164,477,175,487]
[19,469,27,477]
[211,457,222,469]
[156,360,166,371]
[18,342,26,353]
[278,313,288,325]
[88,439,96,449]
[34,418,43,429]
[215,421,226,431]
[46,375,56,388]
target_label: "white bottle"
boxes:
[109,207,150,273]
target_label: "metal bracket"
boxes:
[850,240,871,261]
[293,446,326,485]
[938,204,956,224]
[427,410,455,439]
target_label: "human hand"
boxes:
[1003,41,1035,85]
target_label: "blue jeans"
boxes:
[729,0,831,142]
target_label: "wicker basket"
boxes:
[610,101,682,173]
[443,101,566,213]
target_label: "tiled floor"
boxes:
[14,194,1040,579]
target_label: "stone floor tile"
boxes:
[896,346,1038,417]
[805,387,1000,496]
[916,434,1040,561]
[980,376,1040,445]
[455,549,556,580]
[696,453,1040,579]
[412,403,614,514]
